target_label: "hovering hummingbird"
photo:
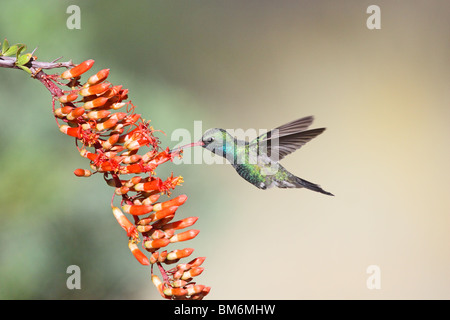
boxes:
[175,116,333,196]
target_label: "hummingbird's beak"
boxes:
[181,141,205,148]
[169,140,204,154]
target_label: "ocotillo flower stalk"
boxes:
[0,41,210,300]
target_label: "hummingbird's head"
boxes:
[201,128,231,155]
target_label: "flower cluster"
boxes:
[52,60,210,299]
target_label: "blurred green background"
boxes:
[1,0,449,299]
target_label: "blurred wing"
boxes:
[271,116,315,136]
[265,128,326,160]
[251,116,325,160]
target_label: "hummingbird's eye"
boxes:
[206,137,215,143]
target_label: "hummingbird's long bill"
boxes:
[169,141,205,154]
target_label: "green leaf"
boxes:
[15,44,27,58]
[2,45,19,57]
[1,39,9,55]
[17,65,32,74]
[16,53,32,66]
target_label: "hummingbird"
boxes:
[175,116,333,196]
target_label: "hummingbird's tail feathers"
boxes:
[295,177,334,196]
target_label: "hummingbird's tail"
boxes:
[294,176,334,196]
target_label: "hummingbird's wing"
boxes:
[269,116,315,136]
[251,116,325,160]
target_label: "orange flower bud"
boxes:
[172,269,184,280]
[128,240,150,266]
[60,59,95,79]
[170,230,200,243]
[186,257,206,269]
[162,229,175,238]
[142,194,161,206]
[83,97,109,110]
[111,102,126,110]
[124,138,149,151]
[171,280,188,288]
[114,186,129,195]
[112,206,137,238]
[96,118,118,131]
[97,160,117,172]
[66,107,85,121]
[145,149,173,167]
[158,250,168,263]
[150,230,166,240]
[162,217,198,231]
[109,112,127,121]
[110,144,125,152]
[137,217,152,226]
[122,204,153,216]
[100,85,122,99]
[150,252,159,264]
[190,287,211,300]
[59,92,78,103]
[124,176,142,188]
[186,284,205,296]
[181,267,204,280]
[144,238,170,249]
[153,195,187,211]
[167,248,194,261]
[123,113,141,126]
[73,168,92,177]
[79,149,99,162]
[151,275,170,299]
[134,178,162,192]
[122,154,142,164]
[101,133,119,150]
[136,225,153,233]
[87,110,111,120]
[54,106,74,118]
[79,82,110,96]
[87,69,110,86]
[146,206,178,223]
[59,125,81,138]
[163,287,188,297]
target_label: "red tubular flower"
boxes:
[128,240,151,266]
[167,248,194,261]
[122,204,154,216]
[59,92,78,103]
[87,69,110,86]
[73,168,92,177]
[170,229,200,243]
[60,59,95,79]
[49,59,210,300]
[79,82,110,96]
[111,206,138,238]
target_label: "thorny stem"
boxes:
[34,70,64,98]
[0,55,74,70]
[157,262,170,284]
[0,56,74,98]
